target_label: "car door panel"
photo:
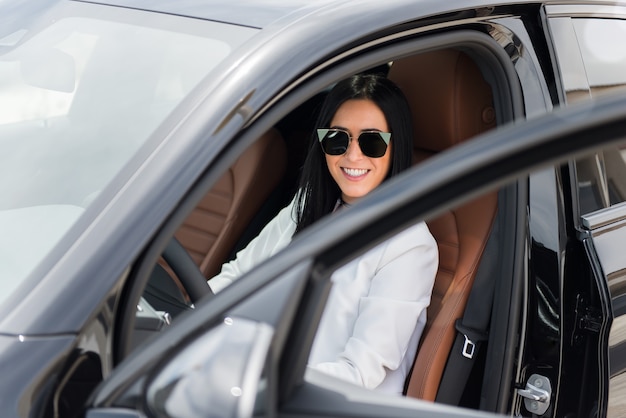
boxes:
[582,205,626,418]
[547,9,626,414]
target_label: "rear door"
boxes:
[546,6,626,417]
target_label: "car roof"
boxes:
[74,0,338,28]
[75,0,626,29]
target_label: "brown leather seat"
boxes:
[387,49,498,401]
[174,129,287,278]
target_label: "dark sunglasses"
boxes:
[317,128,391,158]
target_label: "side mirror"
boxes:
[146,317,273,418]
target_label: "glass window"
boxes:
[0,4,258,305]
[572,19,626,99]
[576,147,626,215]
[550,17,626,103]
[555,18,626,213]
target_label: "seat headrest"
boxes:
[387,49,496,159]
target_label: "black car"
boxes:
[2,0,626,417]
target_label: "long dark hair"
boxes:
[293,73,413,234]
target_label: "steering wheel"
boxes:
[117,237,215,361]
[162,238,214,302]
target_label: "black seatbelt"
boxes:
[435,203,501,406]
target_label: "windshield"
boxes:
[0,2,257,302]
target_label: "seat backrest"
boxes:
[175,129,287,278]
[387,49,498,401]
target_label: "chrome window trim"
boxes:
[582,201,626,230]
[545,4,626,19]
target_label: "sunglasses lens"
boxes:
[321,130,349,155]
[358,132,388,158]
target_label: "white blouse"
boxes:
[208,199,438,395]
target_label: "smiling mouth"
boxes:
[342,168,369,177]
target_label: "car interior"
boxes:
[141,46,503,406]
[387,49,498,402]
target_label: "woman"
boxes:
[209,74,438,395]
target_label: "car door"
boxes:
[544,6,626,417]
[80,88,626,418]
[577,153,626,418]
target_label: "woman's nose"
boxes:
[344,137,363,160]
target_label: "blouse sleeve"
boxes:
[312,222,438,389]
[208,200,297,293]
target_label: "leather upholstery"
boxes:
[389,49,496,162]
[387,49,498,401]
[405,193,497,400]
[175,129,286,278]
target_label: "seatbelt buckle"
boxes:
[462,334,475,359]
[455,319,487,359]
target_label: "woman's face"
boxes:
[325,99,391,204]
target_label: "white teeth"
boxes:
[343,168,368,177]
